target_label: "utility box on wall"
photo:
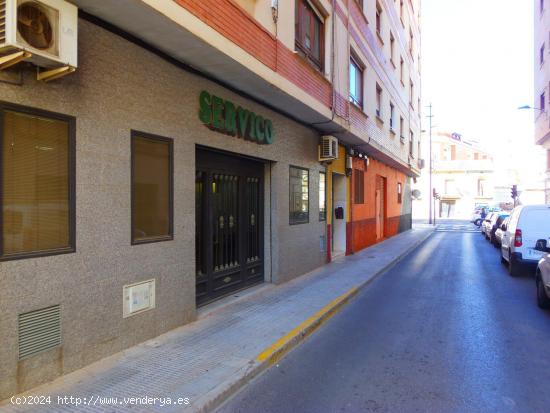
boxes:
[123,279,155,318]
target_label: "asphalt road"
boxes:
[218,224,550,413]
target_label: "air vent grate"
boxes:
[0,0,6,44]
[18,305,61,360]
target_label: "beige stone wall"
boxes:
[0,19,325,399]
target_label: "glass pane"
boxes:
[133,136,171,241]
[3,110,70,255]
[290,167,309,223]
[319,172,326,221]
[312,17,320,60]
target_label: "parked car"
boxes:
[481,212,495,237]
[500,205,550,276]
[494,217,510,248]
[489,213,509,246]
[535,239,550,309]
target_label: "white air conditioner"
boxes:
[318,135,338,161]
[0,0,77,73]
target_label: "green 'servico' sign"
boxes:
[199,90,274,144]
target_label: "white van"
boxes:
[500,205,550,276]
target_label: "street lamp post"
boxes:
[426,104,435,225]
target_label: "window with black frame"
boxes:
[290,166,309,224]
[1,105,75,261]
[349,55,363,107]
[295,0,324,71]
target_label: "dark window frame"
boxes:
[349,53,364,108]
[0,101,76,262]
[131,130,174,245]
[319,170,326,221]
[295,0,325,72]
[289,165,310,225]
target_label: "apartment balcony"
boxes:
[73,0,420,177]
[74,0,334,130]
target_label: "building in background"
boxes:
[0,0,420,398]
[535,0,550,202]
[413,132,494,219]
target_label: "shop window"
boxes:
[1,105,75,260]
[290,166,309,224]
[319,171,326,221]
[397,182,403,203]
[131,131,173,244]
[349,54,363,108]
[295,0,324,71]
[354,169,365,204]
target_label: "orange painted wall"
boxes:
[350,157,408,252]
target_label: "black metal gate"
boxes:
[195,148,264,306]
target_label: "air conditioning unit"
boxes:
[0,0,77,78]
[318,135,338,161]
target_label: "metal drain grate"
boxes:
[18,305,61,360]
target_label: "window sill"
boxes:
[376,31,384,45]
[401,79,405,87]
[290,220,310,226]
[390,127,396,135]
[132,235,174,245]
[400,17,405,28]
[390,59,396,69]
[294,46,324,76]
[400,136,406,144]
[0,246,75,262]
[350,100,363,111]
[375,115,384,123]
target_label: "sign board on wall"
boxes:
[199,90,274,144]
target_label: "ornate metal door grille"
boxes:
[195,149,264,306]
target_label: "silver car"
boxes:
[494,217,510,248]
[535,238,550,309]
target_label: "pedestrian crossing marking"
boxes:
[435,224,480,233]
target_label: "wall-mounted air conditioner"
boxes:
[0,0,77,79]
[318,135,338,161]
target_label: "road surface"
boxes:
[218,223,550,413]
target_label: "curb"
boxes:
[195,227,435,413]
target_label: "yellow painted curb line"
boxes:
[256,286,359,364]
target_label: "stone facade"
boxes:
[0,19,326,399]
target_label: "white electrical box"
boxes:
[123,279,155,318]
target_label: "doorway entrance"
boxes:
[195,148,264,306]
[332,173,347,259]
[375,175,386,241]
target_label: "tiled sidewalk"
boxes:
[1,226,434,413]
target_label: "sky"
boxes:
[421,0,546,188]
